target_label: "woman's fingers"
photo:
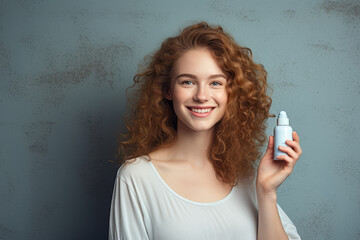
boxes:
[277,132,302,163]
[281,132,303,156]
[285,140,302,154]
[290,132,303,154]
[278,145,298,159]
[293,131,300,144]
[275,154,295,171]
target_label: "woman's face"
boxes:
[166,48,228,133]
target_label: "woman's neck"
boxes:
[169,122,214,168]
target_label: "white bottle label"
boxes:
[274,126,293,160]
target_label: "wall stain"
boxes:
[0,41,11,76]
[36,40,133,89]
[236,11,258,22]
[36,65,92,88]
[2,37,32,98]
[23,121,55,155]
[14,0,45,16]
[0,1,4,31]
[37,88,66,108]
[303,200,335,238]
[67,9,92,24]
[4,33,133,109]
[336,155,360,185]
[19,36,38,54]
[4,76,30,97]
[0,224,15,240]
[281,9,296,19]
[271,62,298,88]
[2,3,133,109]
[77,35,133,87]
[332,104,355,133]
[320,0,360,20]
[207,0,258,22]
[308,42,335,52]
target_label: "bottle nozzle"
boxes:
[277,111,289,126]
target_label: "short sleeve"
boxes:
[276,204,301,240]
[108,176,150,240]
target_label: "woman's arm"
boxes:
[256,187,288,239]
[256,132,302,240]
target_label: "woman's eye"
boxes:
[181,80,194,85]
[211,81,222,86]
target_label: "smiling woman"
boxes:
[108,22,302,240]
[165,48,228,132]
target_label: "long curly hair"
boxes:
[117,21,274,185]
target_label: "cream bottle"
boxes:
[274,111,293,160]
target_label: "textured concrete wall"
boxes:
[1,0,359,239]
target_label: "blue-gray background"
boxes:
[1,0,359,239]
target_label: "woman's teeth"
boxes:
[191,108,212,113]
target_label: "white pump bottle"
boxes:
[274,111,293,160]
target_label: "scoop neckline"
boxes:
[140,155,235,207]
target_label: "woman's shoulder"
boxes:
[116,155,151,181]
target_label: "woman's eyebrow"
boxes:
[209,74,227,79]
[175,73,227,80]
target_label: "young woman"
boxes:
[109,22,302,240]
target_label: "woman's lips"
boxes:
[186,107,215,117]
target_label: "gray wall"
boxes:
[1,0,359,239]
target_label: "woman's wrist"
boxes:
[256,183,277,203]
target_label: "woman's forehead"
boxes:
[171,48,225,77]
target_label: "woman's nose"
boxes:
[193,85,210,102]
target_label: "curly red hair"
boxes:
[118,22,274,185]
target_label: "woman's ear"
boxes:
[164,86,173,100]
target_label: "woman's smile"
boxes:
[186,106,216,117]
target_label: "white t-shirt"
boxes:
[108,156,301,240]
